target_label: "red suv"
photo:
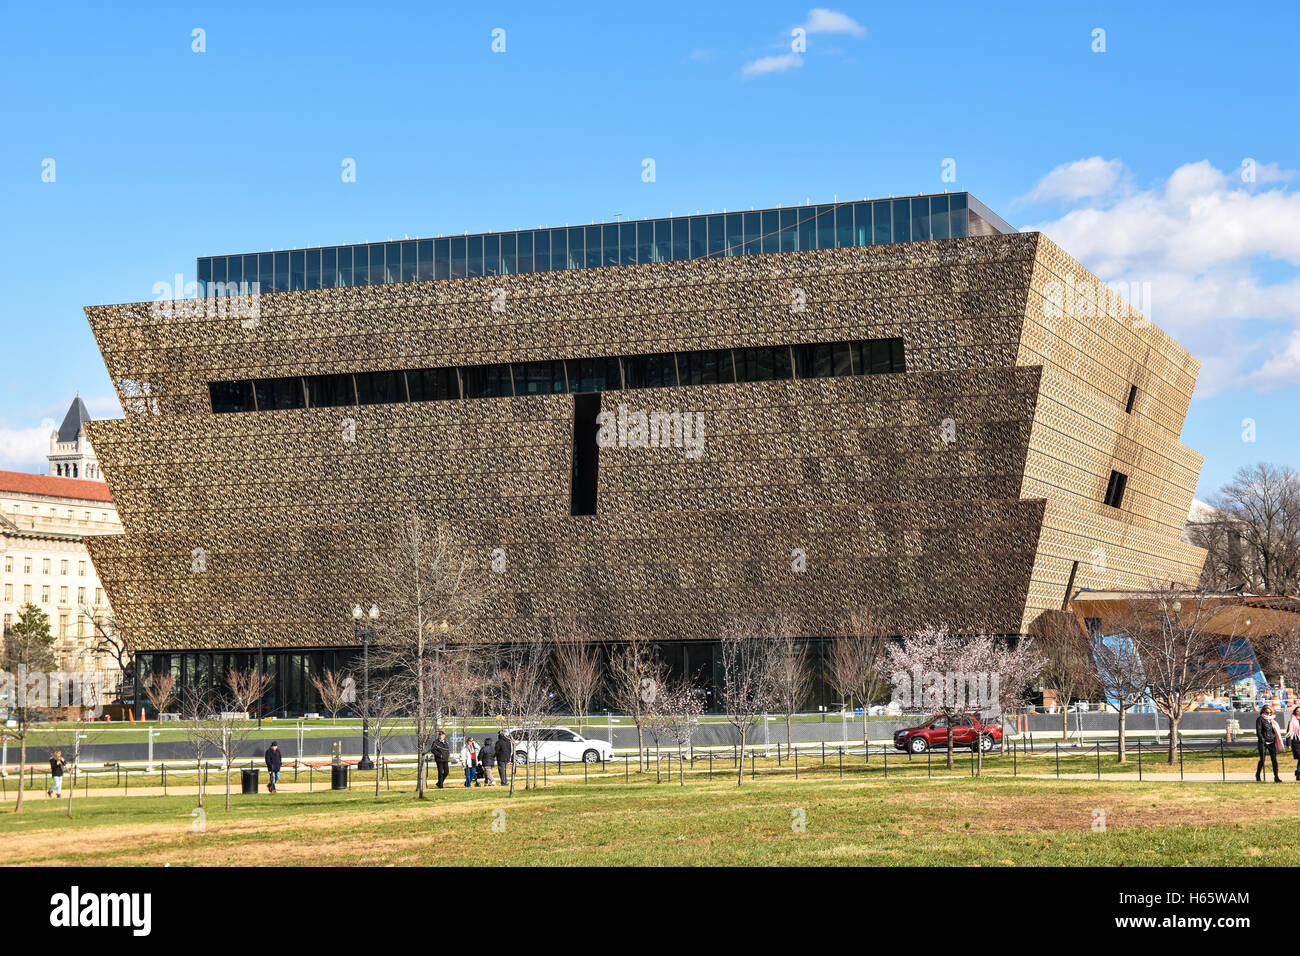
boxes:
[893,714,1002,754]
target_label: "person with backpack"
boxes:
[47,750,65,798]
[1256,704,1284,782]
[479,737,495,786]
[265,741,283,793]
[460,736,477,788]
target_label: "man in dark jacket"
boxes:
[265,742,283,792]
[479,737,496,786]
[431,730,451,789]
[496,732,512,787]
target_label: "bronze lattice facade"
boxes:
[84,212,1206,655]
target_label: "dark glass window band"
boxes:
[194,192,1015,298]
[208,338,906,414]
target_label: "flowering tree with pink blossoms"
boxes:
[885,625,1045,770]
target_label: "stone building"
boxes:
[1,450,122,679]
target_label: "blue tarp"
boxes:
[1090,632,1272,706]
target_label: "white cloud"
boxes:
[1246,327,1300,392]
[1026,160,1300,398]
[742,53,804,78]
[801,8,866,36]
[0,418,57,473]
[1023,156,1125,202]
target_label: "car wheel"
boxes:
[978,734,994,753]
[514,750,528,766]
[582,749,600,763]
[909,736,928,754]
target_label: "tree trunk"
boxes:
[736,726,745,786]
[415,718,427,799]
[197,760,204,808]
[66,766,74,818]
[946,726,954,769]
[1167,713,1180,764]
[15,735,25,813]
[786,715,793,754]
[636,722,645,772]
[1061,704,1068,741]
[224,762,231,811]
[1116,709,1127,763]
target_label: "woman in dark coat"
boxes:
[1256,704,1283,782]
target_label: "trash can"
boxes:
[241,768,259,794]
[331,765,348,790]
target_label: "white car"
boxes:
[503,727,613,765]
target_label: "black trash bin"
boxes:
[241,768,259,795]
[331,765,348,790]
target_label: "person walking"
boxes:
[432,730,451,789]
[1256,704,1283,782]
[47,750,65,798]
[496,731,512,788]
[461,736,477,788]
[265,741,283,792]
[479,737,495,786]
[1288,706,1300,781]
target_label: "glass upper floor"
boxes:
[197,192,1015,296]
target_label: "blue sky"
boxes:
[1,1,1296,498]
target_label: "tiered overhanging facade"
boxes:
[84,222,1205,652]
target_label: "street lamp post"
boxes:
[258,637,265,730]
[355,603,379,770]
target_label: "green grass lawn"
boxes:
[4,753,1300,866]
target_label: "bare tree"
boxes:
[648,680,703,785]
[356,676,403,797]
[1032,611,1101,740]
[225,668,273,721]
[551,619,601,734]
[1125,585,1251,763]
[365,511,485,799]
[438,648,483,749]
[718,621,780,786]
[188,672,270,810]
[79,605,134,693]
[58,724,100,818]
[1087,622,1148,762]
[833,608,892,754]
[606,637,665,772]
[178,686,216,808]
[769,615,812,754]
[1257,619,1300,696]
[141,672,177,721]
[1189,463,1300,594]
[494,640,553,794]
[310,668,353,724]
